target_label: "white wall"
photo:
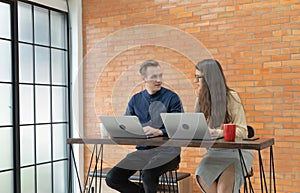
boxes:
[29,0,68,11]
[67,1,84,192]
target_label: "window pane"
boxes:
[0,127,13,170]
[20,126,35,166]
[0,84,12,125]
[36,125,51,163]
[19,43,33,83]
[53,87,67,122]
[36,86,50,123]
[0,2,11,39]
[34,6,49,46]
[52,49,67,85]
[37,164,52,193]
[53,161,67,193]
[0,171,13,193]
[21,167,35,193]
[51,11,66,49]
[53,124,67,160]
[0,40,12,82]
[20,85,34,125]
[18,2,33,43]
[35,46,50,84]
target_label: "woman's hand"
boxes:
[209,128,221,137]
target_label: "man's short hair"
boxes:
[139,60,160,76]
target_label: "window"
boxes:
[0,1,70,192]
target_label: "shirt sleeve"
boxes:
[125,97,135,116]
[169,94,184,113]
[227,92,248,139]
[159,94,183,136]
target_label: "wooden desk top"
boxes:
[67,137,274,150]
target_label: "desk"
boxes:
[67,137,276,193]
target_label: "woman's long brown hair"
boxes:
[195,59,233,128]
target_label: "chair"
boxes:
[158,167,192,193]
[239,125,255,193]
[247,125,255,138]
[88,166,191,193]
[138,167,180,193]
[159,167,179,193]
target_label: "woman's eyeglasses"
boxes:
[194,75,204,83]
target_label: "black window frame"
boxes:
[0,0,71,192]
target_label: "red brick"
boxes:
[169,7,185,14]
[82,1,300,191]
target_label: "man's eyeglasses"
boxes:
[194,75,204,83]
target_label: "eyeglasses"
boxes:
[194,75,204,83]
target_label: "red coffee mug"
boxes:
[223,124,236,142]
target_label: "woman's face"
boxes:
[194,69,204,90]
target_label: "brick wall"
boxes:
[82,0,300,192]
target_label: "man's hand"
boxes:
[143,126,163,137]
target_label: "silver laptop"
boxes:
[99,116,155,139]
[160,113,222,140]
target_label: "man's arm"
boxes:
[169,94,184,113]
[125,97,135,116]
[156,94,184,136]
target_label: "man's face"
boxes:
[143,66,163,94]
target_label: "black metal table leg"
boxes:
[69,144,83,193]
[86,144,104,193]
[68,144,72,193]
[258,150,269,193]
[270,146,276,193]
[85,145,97,192]
[69,144,104,193]
[98,144,104,193]
[238,149,249,193]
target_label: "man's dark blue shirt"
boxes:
[125,87,184,149]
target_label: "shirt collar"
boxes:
[143,87,164,98]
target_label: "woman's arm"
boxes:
[209,92,248,139]
[227,91,248,139]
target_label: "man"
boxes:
[105,60,184,193]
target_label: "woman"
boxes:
[194,59,254,193]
